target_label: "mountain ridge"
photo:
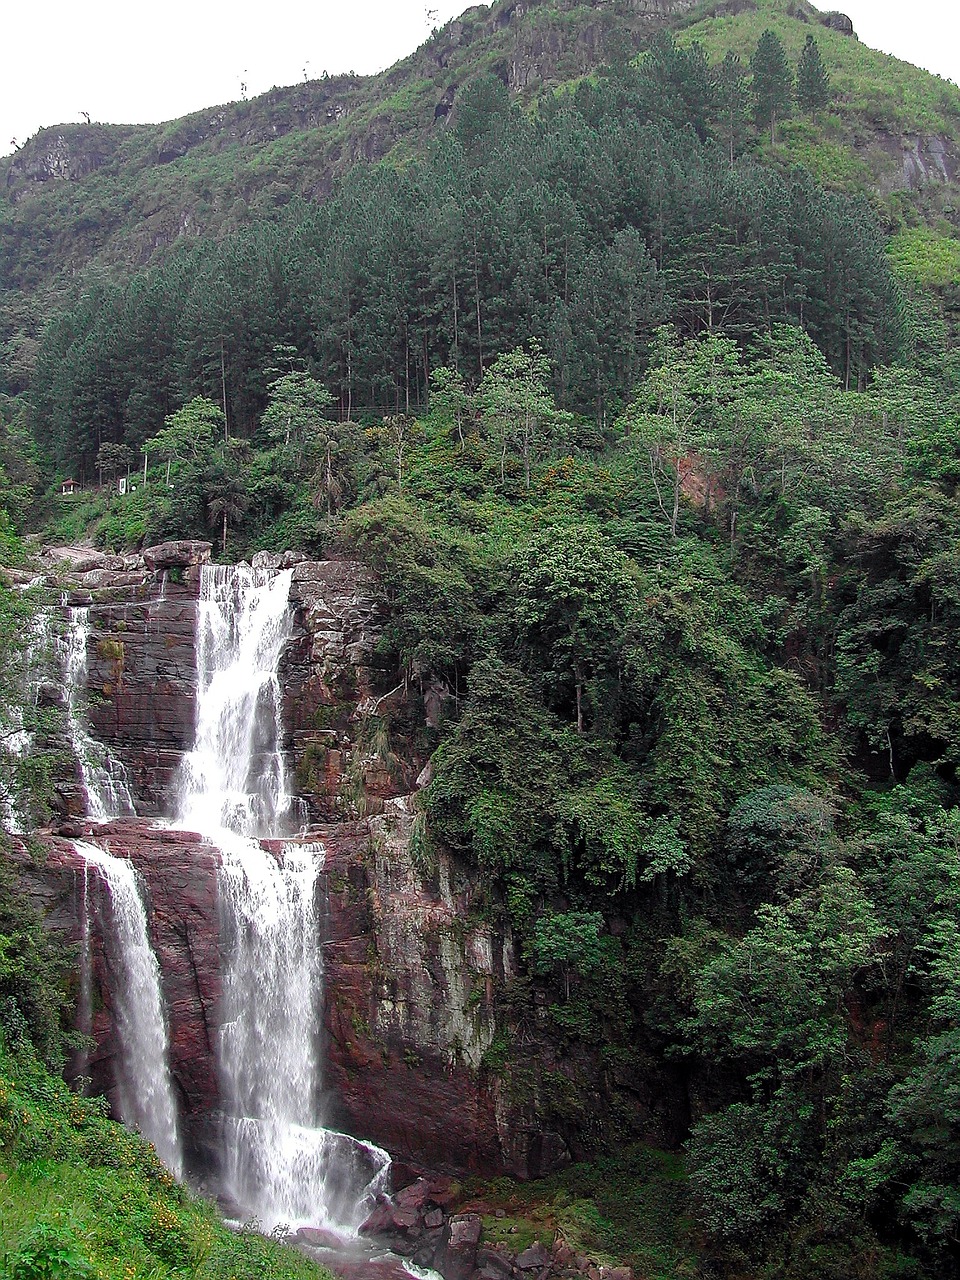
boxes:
[5,0,957,298]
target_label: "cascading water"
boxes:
[74,840,183,1177]
[63,607,135,819]
[177,564,389,1233]
[0,608,54,833]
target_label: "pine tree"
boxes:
[750,29,793,145]
[715,51,749,164]
[797,35,832,113]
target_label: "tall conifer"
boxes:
[797,35,832,113]
[750,29,793,145]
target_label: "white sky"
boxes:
[1,0,957,160]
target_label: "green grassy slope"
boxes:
[0,1040,330,1280]
[677,0,960,198]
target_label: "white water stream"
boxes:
[74,840,184,1177]
[177,564,390,1233]
[63,607,135,819]
[0,608,54,833]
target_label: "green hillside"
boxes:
[680,0,957,195]
[2,2,960,1279]
[1,0,958,296]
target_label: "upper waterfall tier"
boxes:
[176,564,295,840]
[63,607,136,820]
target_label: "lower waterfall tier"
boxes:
[18,814,633,1181]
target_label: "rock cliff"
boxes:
[22,544,681,1186]
[20,546,560,1178]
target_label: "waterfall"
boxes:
[75,863,93,1084]
[63,607,135,819]
[75,840,183,1177]
[177,565,295,837]
[178,563,389,1233]
[0,608,52,833]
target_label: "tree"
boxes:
[427,366,472,450]
[370,414,422,494]
[203,446,249,553]
[796,35,832,114]
[715,51,749,164]
[509,525,639,733]
[261,372,334,466]
[750,29,793,144]
[145,397,221,485]
[96,441,133,488]
[478,342,571,489]
[529,911,605,1000]
[621,326,744,538]
[260,371,350,513]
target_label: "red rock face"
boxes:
[84,583,201,816]
[318,824,512,1175]
[22,820,221,1137]
[24,552,669,1182]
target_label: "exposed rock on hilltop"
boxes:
[7,0,940,295]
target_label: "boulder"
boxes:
[819,10,855,35]
[360,1195,410,1237]
[251,550,308,570]
[395,1177,433,1211]
[295,1227,346,1250]
[476,1246,515,1280]
[516,1243,551,1271]
[77,569,150,591]
[142,540,212,570]
[434,1214,483,1280]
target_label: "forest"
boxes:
[1,1,960,1277]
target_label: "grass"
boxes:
[0,1040,332,1280]
[887,224,960,288]
[679,0,960,139]
[674,0,960,207]
[457,1145,696,1280]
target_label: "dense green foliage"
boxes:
[462,1146,692,1278]
[30,47,902,480]
[1,1,960,1278]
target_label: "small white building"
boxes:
[61,478,80,496]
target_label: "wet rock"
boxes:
[295,1227,345,1250]
[425,1208,444,1229]
[395,1177,433,1211]
[477,1245,514,1280]
[413,1242,439,1267]
[389,1162,424,1192]
[360,1195,408,1237]
[1,566,41,586]
[77,569,150,591]
[251,551,285,571]
[251,550,308,570]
